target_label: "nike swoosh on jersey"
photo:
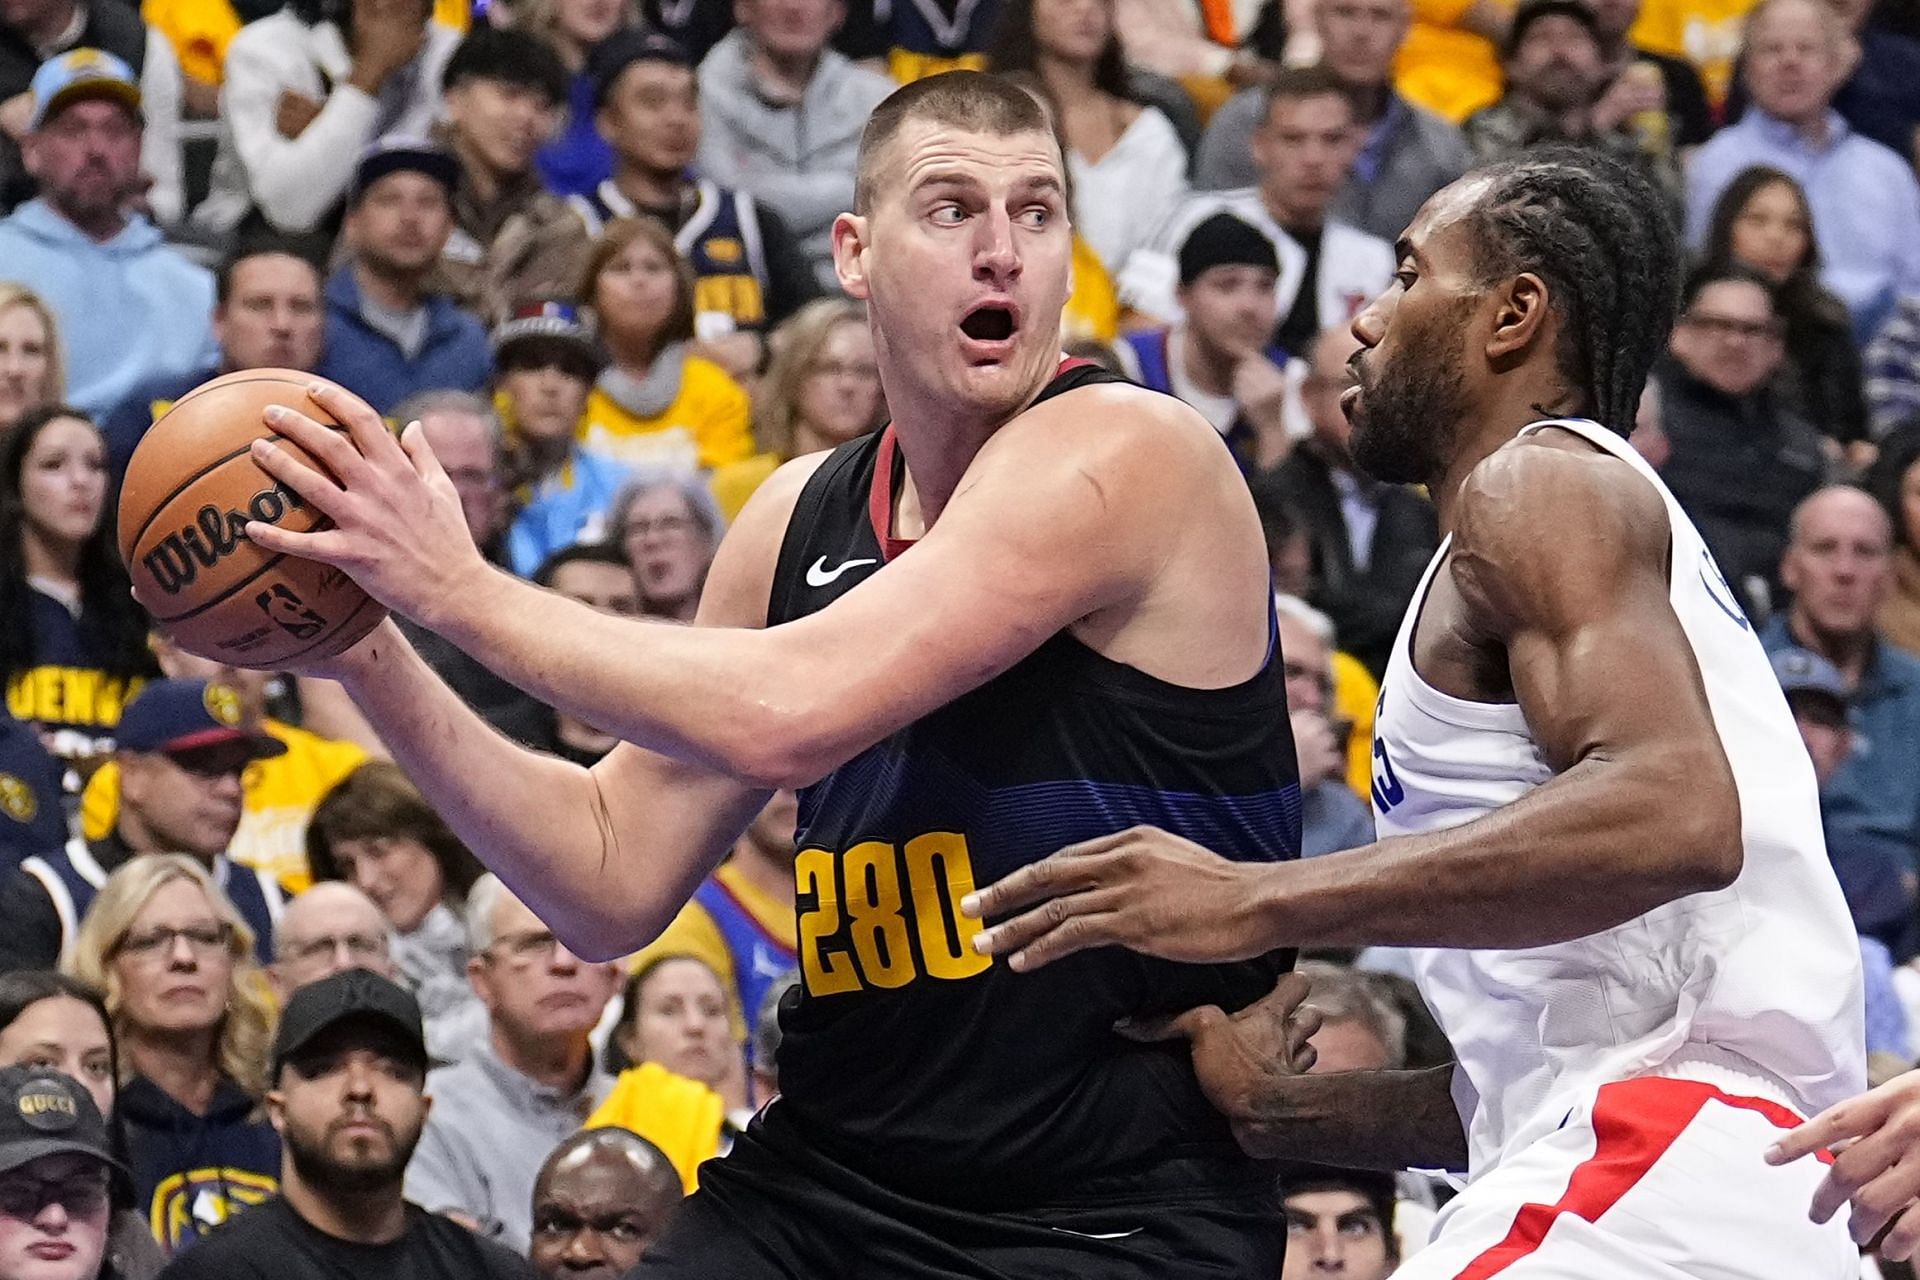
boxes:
[1047,1226,1144,1240]
[806,556,878,587]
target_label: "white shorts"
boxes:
[1396,1074,1857,1279]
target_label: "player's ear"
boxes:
[833,212,873,301]
[1484,271,1552,365]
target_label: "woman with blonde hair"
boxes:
[712,298,886,517]
[0,284,64,435]
[576,217,752,473]
[66,854,280,1256]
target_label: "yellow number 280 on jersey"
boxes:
[795,832,993,996]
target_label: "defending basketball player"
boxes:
[204,74,1308,1275]
[969,148,1869,1278]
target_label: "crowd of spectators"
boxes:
[1,0,1919,1274]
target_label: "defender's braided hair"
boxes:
[1463,147,1681,438]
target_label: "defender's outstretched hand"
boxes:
[243,381,489,625]
[964,826,1275,971]
[1768,1071,1920,1255]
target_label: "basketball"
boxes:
[116,370,387,670]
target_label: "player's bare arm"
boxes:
[970,432,1745,968]
[245,380,1260,955]
[1128,972,1469,1170]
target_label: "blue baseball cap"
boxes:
[0,712,65,866]
[28,48,141,131]
[115,680,286,761]
[348,138,459,207]
[1770,647,1849,720]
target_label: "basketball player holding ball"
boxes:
[193,74,1312,1274]
[968,150,1869,1277]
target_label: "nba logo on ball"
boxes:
[117,370,387,670]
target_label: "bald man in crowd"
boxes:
[529,1129,684,1280]
[272,882,395,999]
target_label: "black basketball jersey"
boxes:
[762,361,1303,1207]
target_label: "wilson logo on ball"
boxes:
[141,481,307,595]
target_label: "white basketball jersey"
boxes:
[1371,418,1865,1179]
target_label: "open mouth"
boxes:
[960,304,1017,344]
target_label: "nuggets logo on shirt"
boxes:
[149,1167,277,1253]
[0,775,34,824]
[204,682,243,727]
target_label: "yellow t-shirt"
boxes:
[578,356,753,472]
[1393,0,1510,122]
[1333,650,1380,803]
[630,860,795,1041]
[708,453,782,524]
[584,1063,726,1194]
[1063,234,1121,347]
[142,0,240,85]
[1629,0,1755,107]
[82,719,367,892]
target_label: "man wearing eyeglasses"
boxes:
[157,969,533,1280]
[0,680,288,973]
[1651,260,1828,617]
[271,882,395,1001]
[0,1066,120,1280]
[405,874,621,1252]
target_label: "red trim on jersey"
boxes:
[1454,1078,1831,1280]
[867,358,1099,562]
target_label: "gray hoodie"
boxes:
[696,30,895,291]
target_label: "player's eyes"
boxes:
[1393,269,1417,290]
[930,205,966,226]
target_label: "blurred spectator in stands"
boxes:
[1116,212,1293,472]
[1296,959,1405,1072]
[491,305,623,578]
[1197,0,1471,243]
[197,0,456,235]
[528,1128,682,1280]
[609,467,722,622]
[0,407,153,772]
[0,52,214,420]
[306,761,486,1059]
[1123,68,1393,358]
[0,284,59,435]
[1462,0,1680,202]
[159,969,533,1280]
[1699,166,1867,455]
[604,956,744,1113]
[585,1024,728,1195]
[0,1066,122,1280]
[81,633,367,894]
[268,881,392,999]
[67,854,280,1254]
[1275,598,1374,858]
[1626,0,1748,111]
[1764,486,1920,957]
[1112,0,1271,112]
[1393,0,1510,122]
[1869,422,1920,654]
[1587,0,1715,150]
[102,238,326,481]
[577,218,752,471]
[696,0,896,292]
[406,874,620,1251]
[1868,297,1920,439]
[491,545,635,763]
[878,0,1002,81]
[0,711,62,874]
[1825,0,1920,163]
[748,975,792,1104]
[574,33,819,383]
[1261,325,1438,678]
[317,143,490,414]
[1279,1163,1400,1280]
[1687,0,1920,341]
[529,0,630,198]
[437,28,590,326]
[0,971,166,1280]
[986,0,1188,284]
[628,789,797,1047]
[715,297,882,518]
[0,679,286,971]
[1653,262,1826,614]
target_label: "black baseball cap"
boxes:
[588,31,694,110]
[1504,0,1601,56]
[271,968,428,1075]
[0,1067,124,1178]
[348,138,459,207]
